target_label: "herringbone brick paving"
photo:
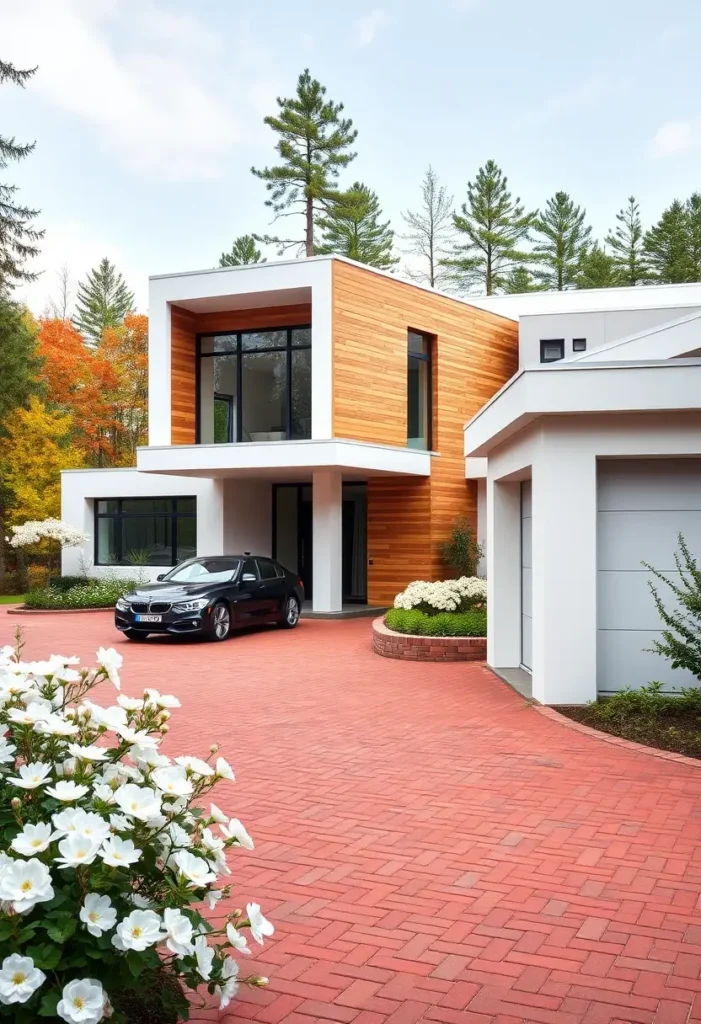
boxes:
[9,612,701,1023]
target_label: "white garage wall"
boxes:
[520,481,532,671]
[597,458,701,693]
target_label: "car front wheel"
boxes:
[280,594,300,629]
[208,601,231,641]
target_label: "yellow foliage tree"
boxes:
[2,396,85,526]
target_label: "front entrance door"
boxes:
[272,483,367,605]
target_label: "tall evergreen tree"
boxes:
[503,266,546,293]
[442,160,535,295]
[73,258,135,343]
[605,196,649,286]
[400,165,455,288]
[685,193,701,281]
[0,60,43,292]
[533,191,592,290]
[252,69,357,256]
[219,236,266,267]
[575,244,619,289]
[644,200,695,283]
[316,182,398,270]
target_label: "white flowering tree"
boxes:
[8,521,89,550]
[0,641,270,1023]
[393,576,487,614]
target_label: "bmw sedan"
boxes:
[114,555,305,642]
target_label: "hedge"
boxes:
[23,577,141,610]
[384,608,487,637]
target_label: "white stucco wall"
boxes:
[482,412,701,705]
[222,480,272,557]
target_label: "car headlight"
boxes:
[172,598,209,613]
[115,597,131,611]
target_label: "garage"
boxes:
[520,480,532,671]
[597,458,701,694]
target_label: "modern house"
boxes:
[61,256,517,613]
[465,283,701,705]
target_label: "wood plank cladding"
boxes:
[169,302,312,444]
[329,261,519,604]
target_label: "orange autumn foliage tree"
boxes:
[98,312,148,465]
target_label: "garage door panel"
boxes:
[598,459,701,511]
[597,629,699,694]
[521,566,532,617]
[598,571,685,630]
[521,517,532,569]
[598,510,701,571]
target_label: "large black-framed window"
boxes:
[407,329,432,450]
[540,338,565,363]
[94,497,197,567]
[197,326,311,443]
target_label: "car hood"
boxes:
[126,583,220,602]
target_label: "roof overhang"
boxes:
[137,438,433,480]
[464,359,701,458]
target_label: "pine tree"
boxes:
[0,60,43,292]
[503,266,546,293]
[251,69,357,256]
[685,193,701,281]
[442,160,535,295]
[316,183,398,270]
[219,236,266,267]
[533,191,592,290]
[644,200,694,283]
[400,165,455,288]
[575,245,619,289]
[605,196,649,286]
[73,258,135,342]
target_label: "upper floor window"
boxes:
[572,337,587,352]
[95,497,196,566]
[198,327,311,443]
[407,330,432,450]
[540,338,564,363]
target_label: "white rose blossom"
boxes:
[220,817,255,850]
[113,909,164,952]
[55,833,102,869]
[96,647,122,690]
[247,902,275,945]
[173,850,218,888]
[0,953,45,1005]
[393,575,487,613]
[112,783,162,821]
[0,858,54,913]
[57,978,105,1024]
[80,894,117,937]
[194,934,215,980]
[45,780,90,802]
[217,955,240,1009]
[215,756,235,781]
[162,907,194,956]
[10,822,57,856]
[99,836,142,867]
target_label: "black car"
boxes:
[114,555,304,642]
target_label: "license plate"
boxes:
[135,614,162,623]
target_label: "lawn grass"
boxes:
[0,595,25,604]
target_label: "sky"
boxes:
[2,0,701,314]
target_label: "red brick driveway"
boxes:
[7,611,701,1024]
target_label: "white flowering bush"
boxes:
[0,638,270,1024]
[8,520,89,549]
[393,576,487,615]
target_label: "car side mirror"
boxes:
[241,573,257,582]
[156,574,166,582]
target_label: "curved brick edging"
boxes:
[372,616,486,662]
[536,704,701,769]
[6,606,113,615]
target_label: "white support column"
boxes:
[198,480,225,557]
[531,446,597,705]
[312,469,343,612]
[487,477,522,669]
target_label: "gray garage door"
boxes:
[521,481,532,671]
[597,458,701,694]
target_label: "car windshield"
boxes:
[162,558,241,584]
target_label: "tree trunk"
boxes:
[305,197,314,257]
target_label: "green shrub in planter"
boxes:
[24,578,141,610]
[385,608,487,637]
[47,575,93,593]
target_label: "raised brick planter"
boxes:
[372,616,486,662]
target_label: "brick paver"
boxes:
[7,611,701,1023]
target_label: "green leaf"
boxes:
[17,925,39,943]
[26,945,62,970]
[0,921,14,942]
[38,991,60,1017]
[46,917,76,943]
[126,950,146,978]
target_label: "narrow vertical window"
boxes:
[407,330,432,450]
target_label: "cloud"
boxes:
[648,119,699,158]
[353,9,391,46]
[515,74,612,128]
[0,0,279,181]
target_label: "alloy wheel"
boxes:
[213,604,230,639]
[286,597,300,626]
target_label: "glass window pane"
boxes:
[291,347,311,440]
[176,498,196,513]
[241,351,287,441]
[291,327,311,347]
[176,516,197,563]
[241,330,286,351]
[241,558,259,579]
[275,486,298,573]
[257,559,278,580]
[121,516,173,565]
[408,331,428,355]
[408,356,429,450]
[200,354,237,443]
[96,518,117,564]
[121,498,172,514]
[96,500,118,514]
[201,335,237,354]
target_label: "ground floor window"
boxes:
[94,497,196,566]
